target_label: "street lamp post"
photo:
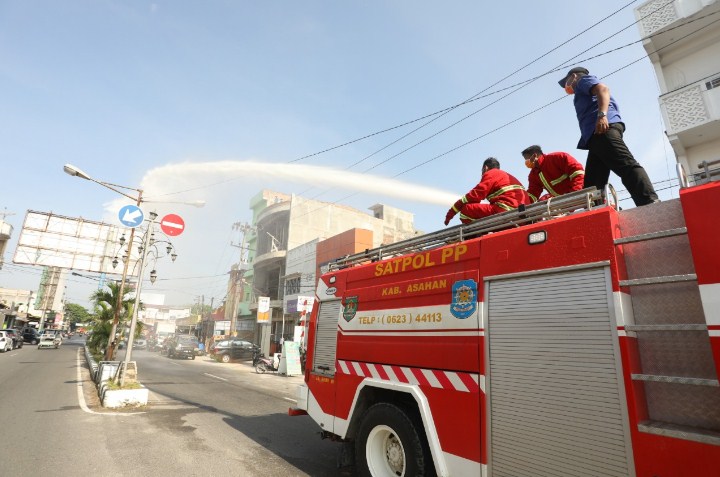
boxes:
[64,164,142,361]
[122,212,154,385]
[119,214,178,385]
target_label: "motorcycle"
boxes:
[253,349,280,374]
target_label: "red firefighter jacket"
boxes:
[527,151,585,202]
[452,168,530,213]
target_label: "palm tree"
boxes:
[88,281,142,359]
[86,301,115,357]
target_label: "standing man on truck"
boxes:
[559,66,659,206]
[521,144,585,202]
[444,157,530,225]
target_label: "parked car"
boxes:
[133,339,147,350]
[0,331,13,352]
[3,329,23,349]
[22,327,40,345]
[210,339,259,363]
[166,335,199,360]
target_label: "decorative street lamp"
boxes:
[64,164,142,361]
[64,163,203,383]
[63,164,205,361]
[120,214,177,385]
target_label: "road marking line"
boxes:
[283,397,297,403]
[203,373,228,381]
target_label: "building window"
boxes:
[285,277,301,295]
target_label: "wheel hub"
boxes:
[367,425,406,476]
[385,434,404,474]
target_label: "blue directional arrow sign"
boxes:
[118,205,144,228]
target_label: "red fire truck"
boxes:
[292,167,720,477]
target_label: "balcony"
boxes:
[636,0,714,39]
[635,0,720,57]
[660,79,720,146]
[0,221,12,240]
[257,200,290,222]
[253,249,287,268]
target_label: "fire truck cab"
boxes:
[294,167,720,477]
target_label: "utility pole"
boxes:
[229,222,253,338]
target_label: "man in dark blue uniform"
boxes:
[559,66,659,206]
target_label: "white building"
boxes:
[636,0,720,179]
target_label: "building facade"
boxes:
[636,0,720,179]
[228,190,417,355]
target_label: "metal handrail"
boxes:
[329,187,604,271]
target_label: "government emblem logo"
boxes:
[343,296,359,322]
[450,279,477,319]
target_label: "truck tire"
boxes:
[355,402,434,477]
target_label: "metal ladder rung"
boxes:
[619,274,697,287]
[631,374,719,386]
[625,324,707,331]
[614,227,687,245]
[638,421,720,446]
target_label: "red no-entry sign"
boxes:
[160,214,185,236]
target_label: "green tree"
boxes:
[64,303,91,325]
[190,303,212,316]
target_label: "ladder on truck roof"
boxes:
[329,186,605,271]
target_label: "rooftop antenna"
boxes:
[0,208,16,221]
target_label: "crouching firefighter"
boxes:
[445,157,530,225]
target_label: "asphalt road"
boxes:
[0,336,348,477]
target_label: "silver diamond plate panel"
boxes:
[618,198,686,236]
[629,282,705,325]
[637,330,717,379]
[643,381,720,430]
[619,200,695,280]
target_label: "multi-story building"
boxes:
[0,216,12,270]
[230,190,417,354]
[0,287,34,329]
[635,0,720,179]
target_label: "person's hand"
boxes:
[595,116,609,135]
[444,208,457,226]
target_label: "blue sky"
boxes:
[0,1,678,309]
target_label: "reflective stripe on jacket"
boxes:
[527,152,585,202]
[453,168,530,213]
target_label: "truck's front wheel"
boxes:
[355,402,433,477]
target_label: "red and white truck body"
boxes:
[295,178,720,477]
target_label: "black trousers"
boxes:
[584,123,658,206]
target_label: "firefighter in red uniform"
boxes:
[521,145,585,202]
[444,157,530,225]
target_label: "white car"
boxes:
[38,332,61,349]
[0,331,13,352]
